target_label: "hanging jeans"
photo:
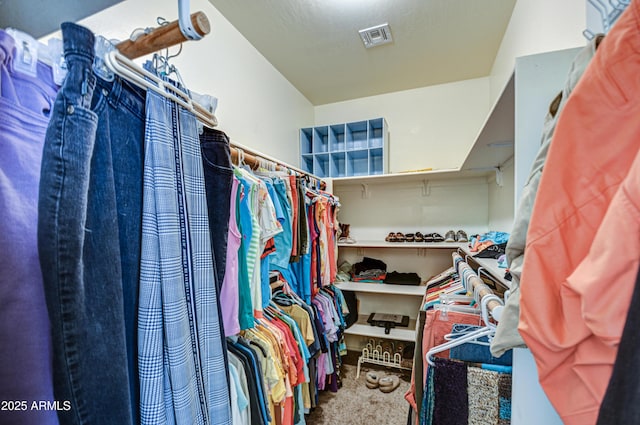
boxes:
[0,29,59,425]
[200,127,233,290]
[38,22,145,425]
[138,71,231,425]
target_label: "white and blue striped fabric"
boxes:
[138,78,231,425]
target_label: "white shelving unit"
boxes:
[336,241,466,348]
[336,281,427,297]
[338,240,467,250]
[344,315,418,342]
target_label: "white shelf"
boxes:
[336,281,427,296]
[330,168,488,187]
[338,240,468,249]
[344,315,417,341]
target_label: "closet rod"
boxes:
[453,253,502,315]
[230,141,322,183]
[116,11,210,59]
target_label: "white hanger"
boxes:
[5,28,67,85]
[584,0,629,39]
[425,255,505,366]
[426,292,503,366]
[104,49,218,128]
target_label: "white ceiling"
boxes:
[0,0,124,38]
[208,0,517,105]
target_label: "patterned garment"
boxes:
[138,79,231,425]
[467,367,500,425]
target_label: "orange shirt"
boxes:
[518,3,640,424]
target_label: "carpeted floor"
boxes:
[306,364,411,425]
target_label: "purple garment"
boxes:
[221,177,241,336]
[0,30,59,425]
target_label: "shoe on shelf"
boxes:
[379,375,401,393]
[431,233,445,242]
[405,233,415,242]
[415,232,424,242]
[444,230,456,243]
[365,370,383,389]
[456,230,468,243]
[424,233,434,243]
[338,223,357,244]
[385,232,397,242]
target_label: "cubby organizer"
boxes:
[300,117,388,178]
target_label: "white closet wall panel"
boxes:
[514,48,582,207]
[334,177,489,242]
[488,160,515,233]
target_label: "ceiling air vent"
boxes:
[359,23,392,48]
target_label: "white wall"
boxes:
[490,0,586,103]
[315,77,491,173]
[487,159,514,233]
[43,0,314,166]
[333,177,490,242]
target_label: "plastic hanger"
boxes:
[104,49,217,127]
[426,291,503,366]
[425,254,506,365]
[5,28,67,85]
[584,0,629,39]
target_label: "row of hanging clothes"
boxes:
[0,7,343,425]
[405,252,512,425]
[225,282,347,425]
[222,148,346,425]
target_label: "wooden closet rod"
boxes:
[454,253,503,315]
[230,142,323,184]
[116,11,210,59]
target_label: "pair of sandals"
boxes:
[385,232,445,243]
[365,371,401,393]
[386,232,404,242]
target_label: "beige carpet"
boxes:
[306,364,411,425]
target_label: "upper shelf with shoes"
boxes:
[337,240,468,249]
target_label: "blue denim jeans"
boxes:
[200,128,233,289]
[199,127,233,384]
[38,22,144,425]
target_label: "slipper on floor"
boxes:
[378,375,401,393]
[365,371,382,389]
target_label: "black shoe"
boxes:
[431,233,445,242]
